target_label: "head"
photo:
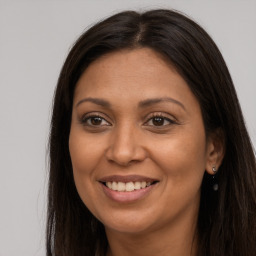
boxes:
[47,9,256,256]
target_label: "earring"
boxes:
[212,166,218,191]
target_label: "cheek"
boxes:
[69,128,104,175]
[151,131,207,219]
[151,127,207,189]
[69,129,103,204]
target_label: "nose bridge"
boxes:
[106,121,146,165]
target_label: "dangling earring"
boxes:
[212,166,218,191]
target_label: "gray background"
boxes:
[0,1,255,255]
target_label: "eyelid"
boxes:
[80,112,112,126]
[143,112,177,126]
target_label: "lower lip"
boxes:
[101,183,157,203]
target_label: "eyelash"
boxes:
[144,113,176,127]
[80,113,111,127]
[80,112,177,128]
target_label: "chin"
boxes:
[98,209,159,235]
[105,222,152,235]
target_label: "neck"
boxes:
[105,208,198,256]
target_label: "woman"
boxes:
[47,9,256,256]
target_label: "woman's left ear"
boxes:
[205,128,225,175]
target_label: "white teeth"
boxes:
[117,182,126,191]
[106,182,112,189]
[126,182,135,191]
[134,181,141,190]
[112,181,118,191]
[141,181,146,188]
[105,181,153,192]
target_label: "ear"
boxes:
[205,128,225,175]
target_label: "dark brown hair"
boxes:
[47,9,256,256]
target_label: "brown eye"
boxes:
[91,117,103,125]
[82,115,110,126]
[144,114,176,127]
[152,117,165,126]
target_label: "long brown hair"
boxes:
[47,9,256,256]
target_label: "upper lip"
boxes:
[99,175,159,183]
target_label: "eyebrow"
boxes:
[75,97,186,111]
[76,97,111,108]
[138,97,186,111]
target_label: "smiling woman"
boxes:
[47,9,256,256]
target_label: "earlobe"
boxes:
[205,129,225,175]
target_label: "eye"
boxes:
[81,115,111,126]
[145,114,176,127]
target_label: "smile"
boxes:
[99,175,159,202]
[104,181,155,192]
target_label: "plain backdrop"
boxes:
[0,1,255,255]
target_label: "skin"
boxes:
[69,48,223,256]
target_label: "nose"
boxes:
[105,124,147,166]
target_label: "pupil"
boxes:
[153,117,164,126]
[91,117,102,125]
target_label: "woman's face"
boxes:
[69,48,215,235]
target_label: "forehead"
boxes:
[72,48,203,120]
[74,48,191,100]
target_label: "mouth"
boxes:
[101,180,158,192]
[99,175,159,203]
[99,175,159,192]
